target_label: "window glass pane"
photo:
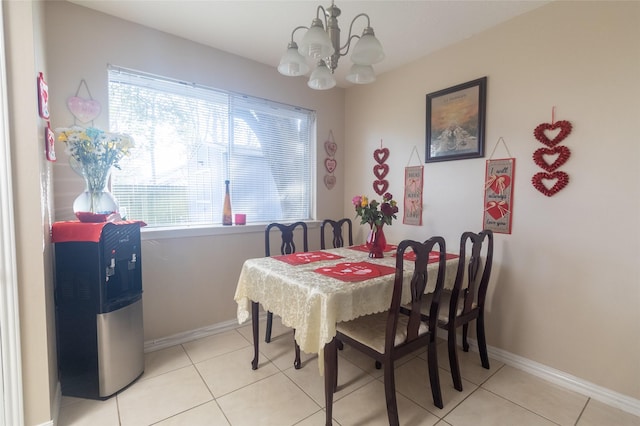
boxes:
[108,66,315,227]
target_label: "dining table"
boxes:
[234,243,460,374]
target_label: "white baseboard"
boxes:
[459,335,640,418]
[144,316,260,353]
[145,321,640,418]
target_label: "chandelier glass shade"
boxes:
[278,1,384,90]
[277,42,310,77]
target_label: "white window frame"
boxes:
[108,66,316,235]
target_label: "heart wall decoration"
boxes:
[67,79,102,124]
[373,147,389,165]
[372,142,390,196]
[373,164,389,180]
[324,139,337,157]
[531,109,573,196]
[324,158,337,174]
[532,146,571,172]
[67,96,101,123]
[532,171,569,197]
[373,179,389,195]
[533,120,572,147]
[323,130,338,190]
[324,175,336,190]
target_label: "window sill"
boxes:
[140,221,321,240]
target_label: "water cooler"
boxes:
[53,221,145,399]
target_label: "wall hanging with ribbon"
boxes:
[531,107,572,197]
[372,139,390,196]
[483,137,515,234]
[67,79,102,125]
[323,130,337,190]
[403,146,423,226]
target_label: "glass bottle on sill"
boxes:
[222,179,233,225]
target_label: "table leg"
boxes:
[324,338,337,426]
[251,301,259,370]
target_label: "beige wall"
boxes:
[9,1,637,423]
[4,1,57,424]
[44,2,346,342]
[344,1,639,399]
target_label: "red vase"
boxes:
[366,223,386,258]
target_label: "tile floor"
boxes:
[59,318,640,426]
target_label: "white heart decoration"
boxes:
[67,96,101,123]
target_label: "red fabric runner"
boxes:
[273,251,343,265]
[51,220,146,243]
[348,244,397,253]
[314,262,396,282]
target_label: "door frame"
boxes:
[0,3,25,424]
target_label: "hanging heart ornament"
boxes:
[533,120,572,147]
[324,140,338,157]
[324,175,336,190]
[67,96,101,123]
[533,146,571,172]
[373,180,389,196]
[373,164,389,180]
[373,148,389,164]
[324,158,337,174]
[531,171,569,196]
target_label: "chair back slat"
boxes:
[386,237,447,352]
[265,222,309,256]
[451,230,493,316]
[475,230,494,309]
[320,218,353,249]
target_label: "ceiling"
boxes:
[67,0,550,88]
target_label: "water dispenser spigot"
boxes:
[106,257,116,281]
[128,253,137,270]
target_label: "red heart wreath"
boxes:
[373,163,389,180]
[373,179,389,196]
[533,120,572,147]
[531,171,569,197]
[532,146,571,172]
[373,148,389,164]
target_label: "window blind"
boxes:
[108,66,315,227]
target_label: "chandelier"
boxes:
[277,1,385,90]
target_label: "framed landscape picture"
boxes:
[425,77,487,162]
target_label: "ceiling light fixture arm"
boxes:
[339,13,371,56]
[287,26,308,48]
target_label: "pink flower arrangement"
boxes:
[352,192,399,227]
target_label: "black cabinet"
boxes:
[53,221,144,399]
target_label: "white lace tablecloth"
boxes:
[234,247,458,368]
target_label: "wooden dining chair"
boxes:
[421,229,494,391]
[320,218,353,249]
[324,237,447,426]
[264,221,308,369]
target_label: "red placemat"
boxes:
[394,250,459,263]
[314,262,396,282]
[349,244,397,253]
[273,251,343,265]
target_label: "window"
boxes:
[108,66,315,228]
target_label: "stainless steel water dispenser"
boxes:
[53,221,145,399]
